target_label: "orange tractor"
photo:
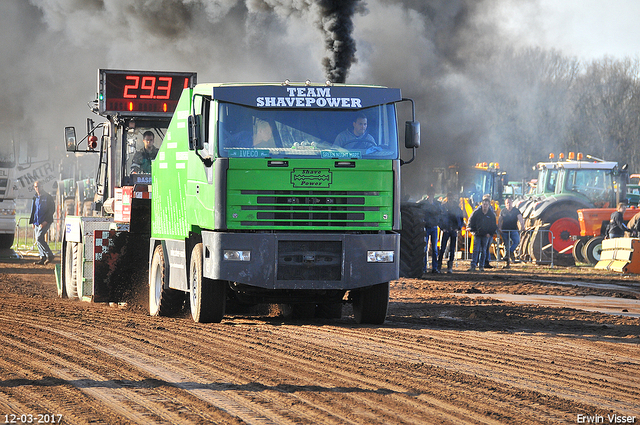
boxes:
[574,206,639,265]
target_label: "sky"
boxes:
[499,0,640,61]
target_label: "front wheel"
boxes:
[572,238,587,264]
[190,243,226,323]
[352,282,389,325]
[63,241,78,299]
[583,236,604,265]
[149,244,183,316]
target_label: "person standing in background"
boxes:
[467,194,497,272]
[437,192,464,273]
[498,197,525,268]
[422,186,442,274]
[29,180,55,265]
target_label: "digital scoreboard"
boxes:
[98,69,197,117]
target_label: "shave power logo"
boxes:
[291,168,332,188]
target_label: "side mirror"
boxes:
[405,121,420,149]
[65,127,77,152]
[188,115,204,150]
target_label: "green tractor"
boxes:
[519,153,628,266]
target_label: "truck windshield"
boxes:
[217,102,398,159]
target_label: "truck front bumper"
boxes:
[202,231,399,290]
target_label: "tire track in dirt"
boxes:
[1,312,362,425]
[16,316,470,425]
[0,321,243,424]
[5,309,576,424]
[1,290,639,424]
[4,304,518,424]
[278,325,640,415]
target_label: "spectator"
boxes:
[467,194,497,272]
[498,197,525,268]
[608,202,630,238]
[437,192,464,274]
[29,180,55,265]
[627,211,640,237]
[421,186,442,274]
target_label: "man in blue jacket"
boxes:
[29,180,55,265]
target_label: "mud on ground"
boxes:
[0,258,638,424]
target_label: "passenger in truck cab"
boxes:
[224,118,277,149]
[131,131,159,174]
[252,119,277,148]
[334,113,375,148]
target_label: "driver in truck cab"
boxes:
[131,131,158,174]
[334,113,375,147]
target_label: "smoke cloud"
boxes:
[317,0,361,83]
[1,0,540,199]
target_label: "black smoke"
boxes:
[2,0,549,199]
[317,0,361,83]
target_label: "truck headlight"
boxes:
[223,250,251,261]
[0,208,15,216]
[367,250,394,263]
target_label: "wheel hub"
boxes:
[548,217,581,253]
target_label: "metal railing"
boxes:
[13,216,63,257]
[460,228,555,267]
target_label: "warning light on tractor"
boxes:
[88,135,98,149]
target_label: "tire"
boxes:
[149,244,183,316]
[400,203,426,278]
[583,236,604,265]
[0,234,13,249]
[352,282,389,325]
[547,211,581,254]
[75,243,84,300]
[572,238,587,264]
[63,241,78,299]
[531,210,580,266]
[62,241,78,299]
[529,223,551,264]
[190,243,225,323]
[518,229,532,262]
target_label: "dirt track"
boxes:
[0,258,639,424]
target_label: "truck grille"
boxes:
[238,190,380,228]
[277,240,342,281]
[0,178,7,197]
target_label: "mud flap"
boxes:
[93,230,150,302]
[54,263,62,297]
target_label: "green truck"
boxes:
[62,70,420,325]
[150,81,420,324]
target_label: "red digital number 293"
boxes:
[123,75,172,99]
